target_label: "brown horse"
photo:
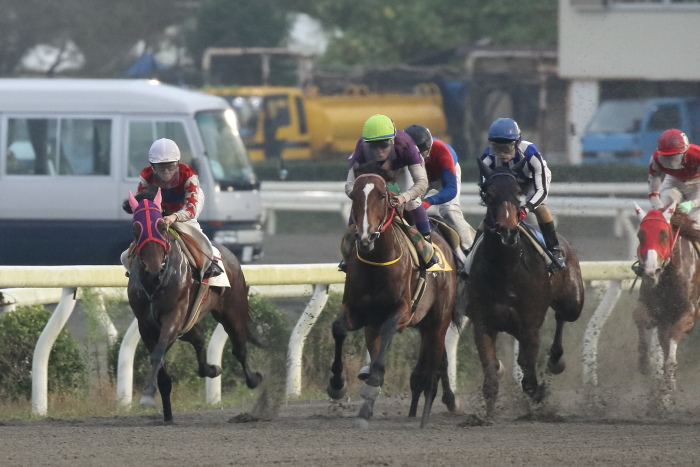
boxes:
[126,189,261,423]
[632,202,700,409]
[327,172,460,428]
[462,160,584,417]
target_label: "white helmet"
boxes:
[148,138,181,164]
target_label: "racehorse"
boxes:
[632,202,700,409]
[327,171,461,428]
[126,188,261,423]
[462,159,584,417]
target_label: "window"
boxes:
[127,120,192,177]
[6,117,111,176]
[647,104,681,131]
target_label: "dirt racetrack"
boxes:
[1,390,699,467]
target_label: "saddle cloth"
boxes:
[171,224,230,288]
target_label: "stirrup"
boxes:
[425,252,439,269]
[203,260,223,279]
[548,249,566,273]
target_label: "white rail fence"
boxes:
[260,182,647,259]
[0,262,636,416]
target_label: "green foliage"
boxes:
[0,305,85,400]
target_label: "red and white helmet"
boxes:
[657,129,689,156]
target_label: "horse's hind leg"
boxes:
[547,315,566,375]
[180,324,222,378]
[214,307,262,389]
[439,351,461,414]
[327,311,350,400]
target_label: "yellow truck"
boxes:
[202,84,449,161]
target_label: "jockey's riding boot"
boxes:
[459,229,483,279]
[203,259,224,279]
[338,259,347,272]
[540,221,566,272]
[422,233,439,269]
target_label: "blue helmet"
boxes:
[488,118,521,143]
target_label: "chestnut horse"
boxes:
[632,202,700,408]
[327,172,460,428]
[462,160,584,417]
[126,189,261,423]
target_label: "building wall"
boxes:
[559,0,700,81]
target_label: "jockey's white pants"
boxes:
[657,175,700,228]
[427,163,475,250]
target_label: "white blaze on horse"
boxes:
[632,202,700,410]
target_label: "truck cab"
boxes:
[581,97,700,165]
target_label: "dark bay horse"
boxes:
[632,202,700,409]
[327,173,460,428]
[126,189,261,423]
[462,160,584,417]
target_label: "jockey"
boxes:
[121,138,223,279]
[648,129,700,226]
[404,124,474,271]
[464,117,565,277]
[338,114,438,271]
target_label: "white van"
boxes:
[0,79,263,265]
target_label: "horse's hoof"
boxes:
[327,381,347,400]
[359,383,381,400]
[211,365,223,378]
[354,418,369,429]
[140,395,157,407]
[246,371,263,389]
[357,365,370,381]
[547,358,565,375]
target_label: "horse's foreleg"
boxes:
[633,302,653,376]
[180,324,222,379]
[157,364,173,424]
[518,329,544,403]
[358,313,399,423]
[473,325,499,418]
[327,312,349,400]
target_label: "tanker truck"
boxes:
[202,83,449,161]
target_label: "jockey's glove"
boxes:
[518,206,528,222]
[389,193,407,208]
[678,200,696,214]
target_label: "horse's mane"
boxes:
[354,161,396,182]
[121,188,158,214]
[671,211,700,241]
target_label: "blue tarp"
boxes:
[124,53,168,77]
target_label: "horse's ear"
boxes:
[663,202,677,221]
[128,191,139,213]
[511,157,527,174]
[154,188,163,208]
[633,202,646,222]
[476,156,491,178]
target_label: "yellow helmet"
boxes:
[362,114,396,142]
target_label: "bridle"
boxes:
[353,174,399,265]
[480,171,520,232]
[637,214,680,269]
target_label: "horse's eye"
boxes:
[637,231,645,242]
[379,192,386,199]
[660,229,669,246]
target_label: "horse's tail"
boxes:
[452,278,468,329]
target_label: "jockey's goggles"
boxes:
[152,162,179,174]
[367,138,393,149]
[489,141,517,154]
